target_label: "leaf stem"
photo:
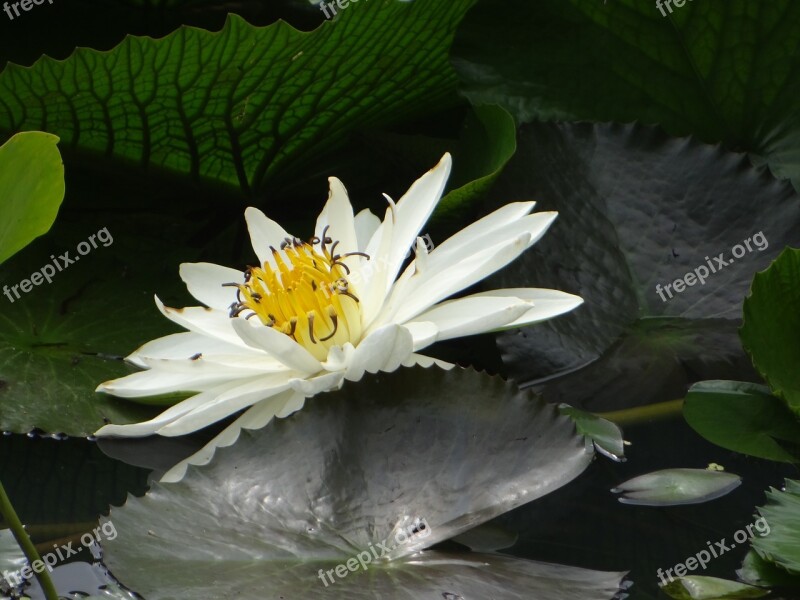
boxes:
[0,478,59,600]
[597,398,684,426]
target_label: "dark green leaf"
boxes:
[452,0,800,189]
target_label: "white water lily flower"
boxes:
[95,154,582,482]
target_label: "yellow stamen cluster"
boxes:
[227,228,367,360]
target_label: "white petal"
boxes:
[275,393,306,418]
[421,211,557,281]
[401,353,456,370]
[354,208,381,251]
[288,371,344,396]
[245,206,291,268]
[315,177,359,257]
[358,207,396,327]
[179,262,242,310]
[377,212,556,330]
[127,332,261,369]
[344,324,414,382]
[95,367,247,399]
[470,288,584,329]
[94,380,257,438]
[155,296,249,349]
[135,354,286,375]
[374,154,452,305]
[231,318,322,374]
[159,391,298,483]
[402,321,439,352]
[383,232,533,327]
[157,372,294,436]
[405,296,532,346]
[422,202,536,271]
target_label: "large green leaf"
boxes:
[741,248,800,416]
[102,366,625,599]
[484,122,800,411]
[452,0,800,189]
[0,1,473,196]
[684,381,800,464]
[0,132,64,265]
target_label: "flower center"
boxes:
[227,227,368,360]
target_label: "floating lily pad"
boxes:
[102,366,625,599]
[611,468,741,506]
[684,381,800,464]
[751,479,800,575]
[741,248,800,417]
[661,575,768,599]
[486,122,800,411]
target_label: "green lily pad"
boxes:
[684,381,800,463]
[741,248,800,417]
[0,1,474,196]
[0,132,64,265]
[662,575,768,599]
[611,468,741,507]
[739,549,800,589]
[452,0,800,190]
[102,366,625,599]
[0,211,204,437]
[485,122,800,411]
[751,479,800,575]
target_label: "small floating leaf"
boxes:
[560,404,625,461]
[612,468,741,506]
[662,575,768,599]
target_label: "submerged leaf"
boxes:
[102,367,625,599]
[611,468,741,506]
